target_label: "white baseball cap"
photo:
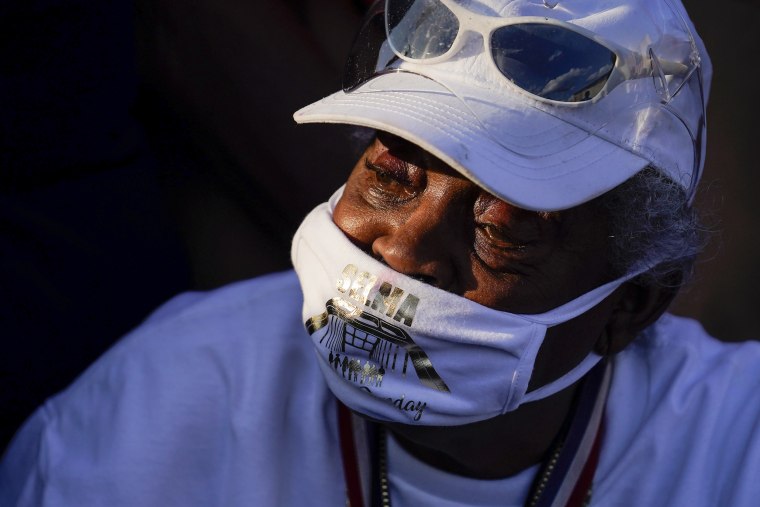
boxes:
[294,0,711,211]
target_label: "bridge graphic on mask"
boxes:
[306,298,450,393]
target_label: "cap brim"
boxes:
[294,72,649,211]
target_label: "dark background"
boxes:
[1,0,758,450]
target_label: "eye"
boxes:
[471,195,550,272]
[367,159,410,186]
[477,223,528,252]
[473,223,536,273]
[363,158,423,203]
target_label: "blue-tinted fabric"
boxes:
[2,271,759,506]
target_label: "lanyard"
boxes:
[338,358,612,507]
[529,358,611,507]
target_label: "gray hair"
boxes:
[596,166,706,289]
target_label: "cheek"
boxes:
[461,267,523,311]
[332,182,396,250]
[332,194,372,246]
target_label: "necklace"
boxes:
[527,439,566,507]
[376,426,391,507]
[373,427,571,507]
[340,359,611,507]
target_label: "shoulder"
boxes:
[140,268,303,333]
[598,314,760,505]
[617,313,760,405]
[94,269,306,371]
[0,270,338,506]
[52,270,308,403]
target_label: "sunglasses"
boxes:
[344,0,693,106]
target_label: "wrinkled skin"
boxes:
[332,132,675,478]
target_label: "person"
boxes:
[2,0,759,506]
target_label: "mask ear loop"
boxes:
[519,353,603,406]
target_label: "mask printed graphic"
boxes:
[307,264,450,391]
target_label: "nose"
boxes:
[371,191,467,291]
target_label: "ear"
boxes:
[595,281,679,356]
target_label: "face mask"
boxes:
[291,189,632,426]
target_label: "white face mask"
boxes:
[291,189,632,426]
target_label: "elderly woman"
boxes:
[2,0,759,506]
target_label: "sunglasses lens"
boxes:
[387,0,459,60]
[491,24,616,102]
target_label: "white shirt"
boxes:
[387,432,539,506]
[2,270,759,506]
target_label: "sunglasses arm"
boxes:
[614,43,688,79]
